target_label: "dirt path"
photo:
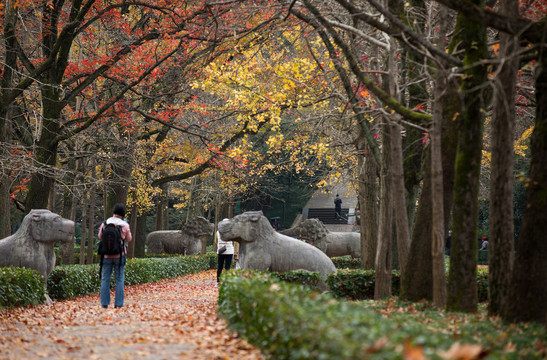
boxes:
[0,270,264,360]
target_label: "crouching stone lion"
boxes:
[146,216,214,255]
[281,218,361,258]
[0,209,75,281]
[218,211,337,289]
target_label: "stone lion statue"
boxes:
[146,216,214,255]
[0,209,75,281]
[281,218,361,258]
[218,211,336,289]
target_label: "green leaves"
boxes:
[0,267,46,307]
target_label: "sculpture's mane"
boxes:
[294,218,329,242]
[181,216,213,236]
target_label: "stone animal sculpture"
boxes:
[281,218,361,258]
[146,216,214,255]
[0,209,75,281]
[218,211,337,289]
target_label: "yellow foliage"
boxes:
[514,126,533,157]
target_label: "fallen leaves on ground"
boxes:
[0,270,263,360]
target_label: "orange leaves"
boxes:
[438,342,488,360]
[404,340,427,360]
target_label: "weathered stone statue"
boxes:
[218,211,337,289]
[146,216,214,255]
[0,209,75,281]
[281,218,361,258]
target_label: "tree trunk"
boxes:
[375,117,393,299]
[128,202,138,259]
[86,182,97,265]
[401,155,433,301]
[431,69,447,309]
[430,3,449,309]
[79,194,88,265]
[156,184,168,230]
[60,157,77,265]
[0,3,18,237]
[391,117,411,277]
[358,137,379,269]
[25,87,63,212]
[134,212,147,258]
[487,0,518,317]
[401,0,427,236]
[503,52,547,325]
[447,1,488,312]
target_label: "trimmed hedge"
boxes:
[1,254,215,306]
[0,267,46,307]
[219,271,410,359]
[271,267,485,303]
[219,270,543,360]
[330,256,362,269]
[48,255,212,300]
[327,269,400,300]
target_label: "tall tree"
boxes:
[488,0,519,316]
[446,0,488,312]
[504,48,547,325]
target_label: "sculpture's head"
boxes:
[182,216,214,237]
[218,211,275,243]
[27,209,75,243]
[294,218,329,243]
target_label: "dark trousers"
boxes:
[217,254,233,282]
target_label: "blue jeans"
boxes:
[100,256,126,307]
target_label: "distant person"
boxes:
[480,237,489,250]
[334,194,342,219]
[445,230,452,256]
[98,203,132,309]
[216,222,234,284]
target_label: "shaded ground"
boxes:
[0,270,263,360]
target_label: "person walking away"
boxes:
[98,203,132,308]
[216,222,234,284]
[445,230,452,256]
[334,194,343,219]
[480,237,489,250]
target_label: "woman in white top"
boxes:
[216,225,234,283]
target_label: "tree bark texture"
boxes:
[431,68,448,309]
[391,118,411,278]
[360,146,379,269]
[375,119,393,299]
[488,0,518,316]
[134,212,148,258]
[60,157,77,265]
[503,52,547,325]
[79,194,88,265]
[447,2,488,312]
[86,183,97,265]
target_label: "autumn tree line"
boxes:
[0,1,545,324]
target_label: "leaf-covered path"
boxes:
[0,270,264,360]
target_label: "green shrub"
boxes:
[0,267,46,307]
[47,264,100,300]
[219,270,541,360]
[273,270,322,290]
[477,267,488,302]
[478,250,488,265]
[326,269,400,300]
[219,270,408,359]
[331,256,362,269]
[47,254,212,301]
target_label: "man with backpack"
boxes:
[98,203,132,309]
